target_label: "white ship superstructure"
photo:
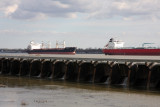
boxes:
[27,41,53,50]
[27,41,42,50]
[105,38,124,49]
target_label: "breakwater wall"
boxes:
[0,55,160,89]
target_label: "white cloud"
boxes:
[113,2,130,10]
[0,0,160,20]
[0,0,19,13]
[4,4,18,16]
[51,1,70,8]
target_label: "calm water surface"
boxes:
[0,76,160,107]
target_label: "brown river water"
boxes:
[0,53,160,107]
[0,75,160,107]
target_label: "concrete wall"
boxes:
[0,58,160,89]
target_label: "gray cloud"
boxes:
[0,0,160,20]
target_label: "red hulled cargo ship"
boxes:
[102,38,160,55]
[27,41,76,54]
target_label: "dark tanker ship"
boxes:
[27,41,76,54]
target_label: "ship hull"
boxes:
[102,49,160,55]
[27,47,76,55]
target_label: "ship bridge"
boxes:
[105,38,124,49]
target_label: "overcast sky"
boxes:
[0,0,160,49]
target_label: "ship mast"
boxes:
[56,41,66,48]
[56,41,59,48]
[63,41,65,48]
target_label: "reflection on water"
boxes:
[0,75,160,107]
